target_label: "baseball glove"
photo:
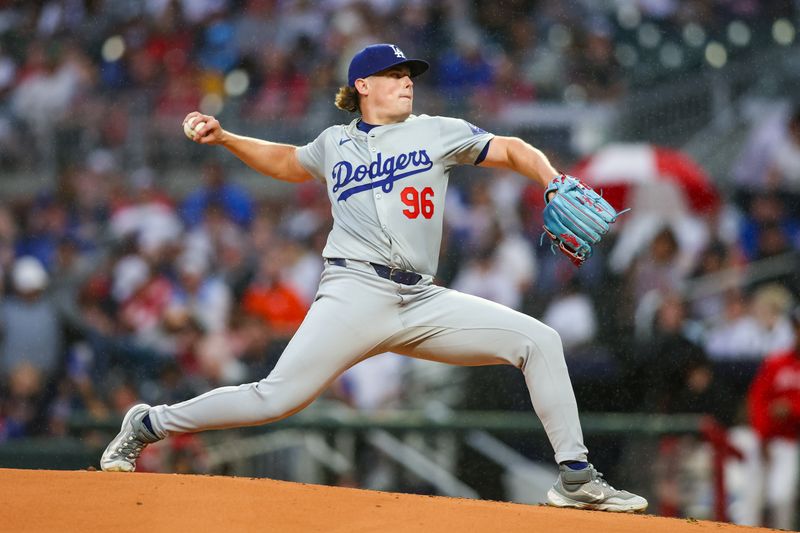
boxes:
[542,174,623,267]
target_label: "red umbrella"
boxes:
[571,143,720,213]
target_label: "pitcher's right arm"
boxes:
[184,112,314,183]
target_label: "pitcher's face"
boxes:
[359,65,414,122]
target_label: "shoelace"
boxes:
[116,433,146,460]
[590,469,613,489]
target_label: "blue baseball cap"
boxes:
[347,44,429,87]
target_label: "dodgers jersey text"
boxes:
[297,115,493,275]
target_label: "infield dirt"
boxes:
[0,468,777,532]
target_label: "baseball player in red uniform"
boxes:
[743,307,800,528]
[100,44,647,513]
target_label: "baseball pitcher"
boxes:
[101,44,646,513]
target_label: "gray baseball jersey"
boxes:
[148,114,589,466]
[296,114,493,275]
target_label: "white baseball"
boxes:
[183,120,206,140]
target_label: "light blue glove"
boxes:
[542,174,623,266]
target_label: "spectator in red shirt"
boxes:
[241,243,309,339]
[742,307,800,529]
[247,47,310,120]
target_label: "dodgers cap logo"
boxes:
[347,44,429,86]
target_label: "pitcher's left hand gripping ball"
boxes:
[542,174,623,267]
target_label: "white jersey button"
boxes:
[376,193,382,199]
[381,224,388,230]
[370,147,376,152]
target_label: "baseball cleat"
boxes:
[100,403,160,472]
[546,463,648,513]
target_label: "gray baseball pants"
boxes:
[148,261,589,463]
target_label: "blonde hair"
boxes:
[753,284,794,315]
[334,85,360,113]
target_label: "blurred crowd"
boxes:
[1,0,800,527]
[0,0,795,175]
[0,104,798,497]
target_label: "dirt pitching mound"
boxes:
[0,468,772,532]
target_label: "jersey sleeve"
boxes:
[436,116,495,167]
[295,128,331,183]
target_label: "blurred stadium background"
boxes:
[1,0,800,528]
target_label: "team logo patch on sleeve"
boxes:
[464,121,486,135]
